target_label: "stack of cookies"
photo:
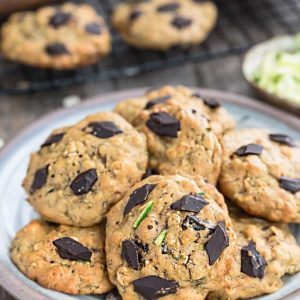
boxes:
[11,85,300,300]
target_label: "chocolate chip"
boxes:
[106,289,122,300]
[171,193,208,213]
[203,97,221,109]
[41,133,65,147]
[87,121,123,139]
[45,43,69,56]
[279,176,300,194]
[171,16,192,29]
[49,12,71,28]
[133,276,179,300]
[144,95,171,109]
[85,22,101,35]
[31,165,49,193]
[182,215,214,231]
[157,2,180,12]
[129,10,143,21]
[123,184,156,216]
[146,112,180,138]
[205,221,229,265]
[235,144,264,156]
[241,241,267,279]
[53,237,92,261]
[142,168,159,179]
[70,169,98,195]
[122,240,140,270]
[269,133,297,147]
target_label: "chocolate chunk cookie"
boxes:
[22,112,147,226]
[106,175,236,300]
[114,85,235,137]
[130,97,223,185]
[11,220,113,294]
[112,0,217,50]
[219,128,300,223]
[207,204,300,299]
[1,3,111,69]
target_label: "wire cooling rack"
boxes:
[0,0,299,94]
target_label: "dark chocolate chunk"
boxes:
[144,95,171,109]
[171,193,208,213]
[279,176,300,194]
[146,112,180,138]
[203,97,221,109]
[157,2,180,12]
[41,132,65,147]
[269,133,297,147]
[85,22,101,35]
[49,12,71,28]
[106,289,122,300]
[133,275,179,300]
[122,240,140,270]
[53,237,92,261]
[70,169,98,195]
[171,16,192,29]
[87,121,123,139]
[235,144,264,156]
[45,43,69,56]
[31,165,49,193]
[143,168,159,179]
[129,10,143,21]
[205,221,229,265]
[123,184,156,216]
[182,215,214,231]
[241,241,267,279]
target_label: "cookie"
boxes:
[219,128,300,223]
[114,85,235,137]
[22,112,148,227]
[207,205,300,299]
[106,175,236,300]
[112,0,217,50]
[131,97,223,185]
[11,219,113,294]
[1,3,111,69]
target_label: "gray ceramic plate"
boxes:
[0,88,299,300]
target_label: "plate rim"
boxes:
[0,87,299,300]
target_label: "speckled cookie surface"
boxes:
[1,3,111,69]
[112,0,217,50]
[11,219,113,295]
[207,205,300,299]
[106,175,236,300]
[130,97,223,185]
[22,112,148,227]
[219,128,300,223]
[114,85,235,137]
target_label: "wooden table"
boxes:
[0,54,297,300]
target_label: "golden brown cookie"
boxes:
[1,3,111,69]
[106,175,236,300]
[219,128,300,223]
[11,219,113,294]
[22,112,148,227]
[112,0,217,50]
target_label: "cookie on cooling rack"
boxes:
[22,112,148,227]
[1,3,111,69]
[11,220,113,294]
[112,0,217,50]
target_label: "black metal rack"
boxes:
[0,0,299,94]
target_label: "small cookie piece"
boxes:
[106,175,236,300]
[11,220,113,294]
[207,205,300,299]
[219,128,300,223]
[114,85,235,137]
[132,98,223,185]
[1,3,111,69]
[112,0,217,50]
[23,112,148,226]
